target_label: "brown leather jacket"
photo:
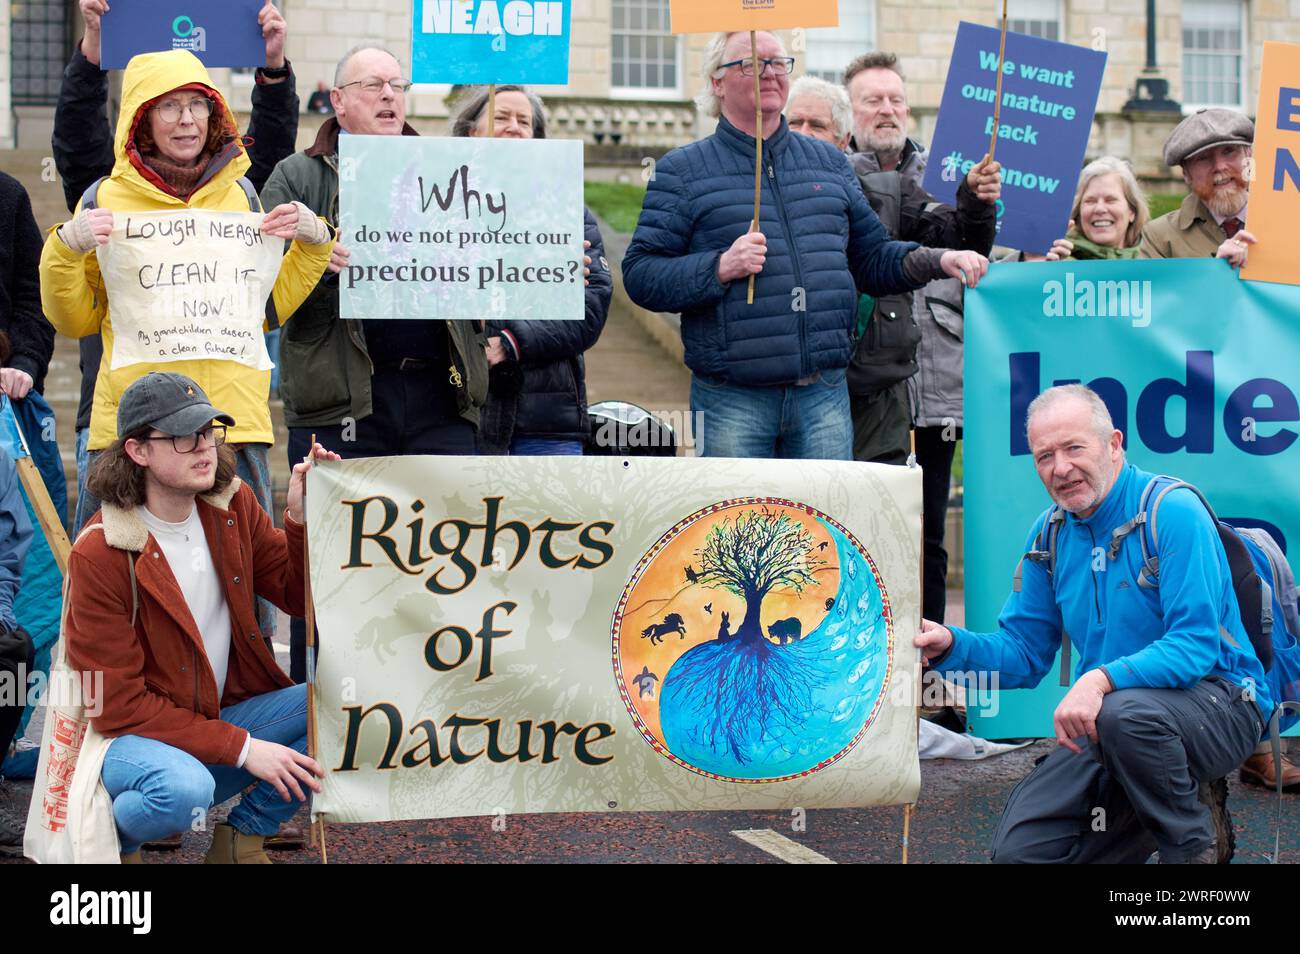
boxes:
[66,479,303,766]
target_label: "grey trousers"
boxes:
[991,678,1264,864]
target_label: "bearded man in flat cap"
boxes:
[1139,107,1256,268]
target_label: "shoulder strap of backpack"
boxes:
[79,176,109,211]
[1012,506,1073,685]
[236,176,260,212]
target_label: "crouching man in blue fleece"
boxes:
[916,384,1271,863]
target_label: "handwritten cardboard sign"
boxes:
[412,0,572,84]
[100,0,266,70]
[668,0,838,34]
[922,22,1106,254]
[96,210,283,371]
[339,135,586,321]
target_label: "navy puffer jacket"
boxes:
[623,117,920,386]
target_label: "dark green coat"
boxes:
[260,118,488,430]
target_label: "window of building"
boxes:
[1006,0,1062,42]
[1182,0,1246,108]
[804,2,875,83]
[612,0,681,96]
[11,0,72,106]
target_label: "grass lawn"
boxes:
[1147,192,1183,219]
[584,181,647,234]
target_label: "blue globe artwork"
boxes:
[612,499,895,783]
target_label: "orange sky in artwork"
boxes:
[617,502,841,744]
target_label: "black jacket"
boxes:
[481,208,612,447]
[0,174,56,393]
[52,47,301,429]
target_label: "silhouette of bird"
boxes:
[704,603,713,614]
[685,565,699,584]
[818,541,829,551]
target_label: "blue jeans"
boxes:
[690,369,853,460]
[73,427,90,536]
[509,436,583,456]
[101,684,309,853]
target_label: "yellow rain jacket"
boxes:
[39,50,333,450]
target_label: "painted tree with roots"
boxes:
[694,507,826,644]
[661,508,831,766]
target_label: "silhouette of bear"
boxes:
[768,617,803,645]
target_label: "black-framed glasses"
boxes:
[337,77,413,95]
[144,425,226,453]
[719,57,796,77]
[153,97,214,123]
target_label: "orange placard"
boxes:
[669,0,838,34]
[1242,41,1300,285]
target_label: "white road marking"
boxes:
[731,828,837,864]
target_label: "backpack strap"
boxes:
[1134,476,1218,588]
[79,176,109,211]
[1012,507,1074,686]
[236,176,260,212]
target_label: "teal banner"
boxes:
[339,135,586,322]
[964,258,1300,737]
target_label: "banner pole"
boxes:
[303,434,327,862]
[488,83,497,138]
[988,0,1009,161]
[6,401,71,575]
[747,32,761,306]
[904,438,922,865]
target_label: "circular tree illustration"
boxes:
[613,498,894,783]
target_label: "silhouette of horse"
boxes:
[641,612,687,646]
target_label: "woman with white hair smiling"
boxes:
[1045,157,1150,261]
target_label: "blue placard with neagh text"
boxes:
[100,0,267,70]
[412,1,572,85]
[923,22,1106,255]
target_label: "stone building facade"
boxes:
[4,0,1300,183]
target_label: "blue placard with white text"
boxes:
[100,0,267,70]
[412,1,571,85]
[923,22,1106,255]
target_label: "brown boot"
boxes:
[120,850,143,864]
[203,823,272,864]
[1239,752,1300,792]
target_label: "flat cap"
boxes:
[1163,107,1254,167]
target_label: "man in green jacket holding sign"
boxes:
[261,45,489,682]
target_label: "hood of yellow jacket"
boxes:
[111,49,249,200]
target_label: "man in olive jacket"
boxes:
[260,45,488,681]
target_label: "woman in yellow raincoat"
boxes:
[40,49,335,530]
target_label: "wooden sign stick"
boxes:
[303,435,328,862]
[488,83,497,138]
[7,406,71,575]
[747,31,762,306]
[987,0,1010,162]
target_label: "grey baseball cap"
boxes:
[117,372,236,438]
[1163,107,1254,167]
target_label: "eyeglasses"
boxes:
[143,425,226,453]
[719,57,796,77]
[337,77,413,95]
[152,97,214,123]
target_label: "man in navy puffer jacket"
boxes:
[622,31,987,459]
[917,385,1271,864]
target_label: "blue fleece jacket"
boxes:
[937,463,1273,724]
